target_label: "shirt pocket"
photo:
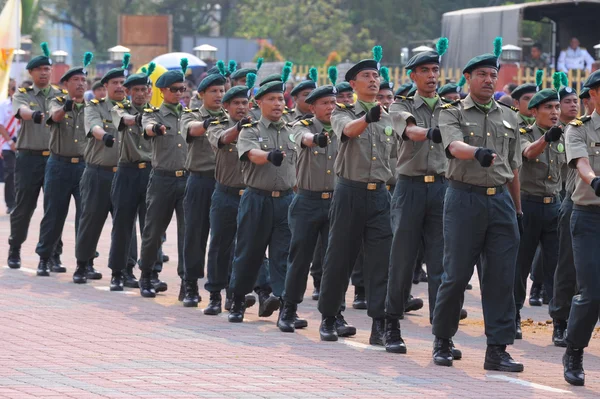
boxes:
[286,141,298,165]
[587,143,600,172]
[461,122,483,147]
[493,122,515,158]
[378,133,395,160]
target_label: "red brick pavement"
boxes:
[1,192,599,398]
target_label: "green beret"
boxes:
[124,73,150,88]
[394,82,412,97]
[223,86,249,103]
[156,70,185,88]
[528,88,559,109]
[437,83,460,97]
[60,67,86,83]
[345,59,378,82]
[197,74,226,92]
[230,68,256,81]
[559,85,577,100]
[584,70,600,89]
[579,87,590,99]
[335,82,353,93]
[511,83,537,100]
[405,51,441,70]
[255,81,284,100]
[290,80,317,96]
[463,53,499,74]
[26,42,52,70]
[259,73,283,87]
[305,85,337,104]
[407,84,417,97]
[206,66,219,75]
[92,81,104,90]
[101,68,126,85]
[380,81,394,91]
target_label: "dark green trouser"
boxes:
[432,184,519,345]
[318,178,391,319]
[283,191,331,304]
[36,155,84,259]
[313,235,365,289]
[9,152,62,256]
[139,170,186,276]
[229,188,293,297]
[387,177,447,320]
[514,197,560,311]
[549,194,577,322]
[108,164,150,273]
[566,207,600,348]
[75,164,115,262]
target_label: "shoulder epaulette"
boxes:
[90,99,99,104]
[570,115,591,126]
[397,96,414,101]
[241,121,259,129]
[143,106,157,113]
[497,101,518,112]
[336,102,354,109]
[56,96,65,103]
[441,99,461,109]
[519,127,532,134]
[300,119,313,127]
[61,89,68,94]
[183,107,200,113]
[18,87,29,93]
[210,117,229,125]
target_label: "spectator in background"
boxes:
[498,94,513,106]
[0,79,19,214]
[284,81,294,109]
[92,80,107,100]
[21,80,32,89]
[84,77,102,101]
[181,90,192,108]
[525,43,550,72]
[557,37,594,73]
[503,83,517,96]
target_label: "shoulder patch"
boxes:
[183,107,200,113]
[570,116,591,126]
[241,121,259,129]
[336,102,354,109]
[497,101,518,112]
[519,127,532,134]
[300,119,313,126]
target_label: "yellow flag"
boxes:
[0,0,21,101]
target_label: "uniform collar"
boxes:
[32,85,51,96]
[593,110,600,131]
[160,102,181,117]
[462,94,498,113]
[259,116,285,130]
[413,93,440,109]
[312,118,325,132]
[199,105,225,118]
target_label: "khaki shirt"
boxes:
[13,85,63,150]
[519,124,566,196]
[564,124,578,194]
[190,93,202,109]
[331,103,403,183]
[181,106,224,173]
[439,95,522,186]
[84,98,120,167]
[47,95,86,157]
[390,94,448,176]
[236,117,297,191]
[142,103,187,172]
[291,117,338,192]
[207,117,245,188]
[111,101,152,164]
[566,112,600,206]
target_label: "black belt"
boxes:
[86,163,117,172]
[215,182,246,196]
[573,205,600,214]
[18,149,50,156]
[297,189,333,199]
[521,193,558,204]
[118,161,151,169]
[449,180,505,196]
[190,170,215,178]
[338,177,386,191]
[397,174,445,184]
[152,169,188,178]
[51,154,84,164]
[247,187,293,198]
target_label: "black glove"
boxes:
[32,110,43,124]
[102,134,115,147]
[517,213,524,235]
[474,147,495,167]
[135,113,143,126]
[63,99,74,112]
[152,123,165,136]
[544,125,563,142]
[236,116,252,131]
[426,127,442,143]
[365,104,381,123]
[591,177,600,197]
[313,132,328,148]
[267,149,284,166]
[203,117,216,130]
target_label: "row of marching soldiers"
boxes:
[6,38,600,386]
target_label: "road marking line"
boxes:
[3,266,37,274]
[339,338,386,351]
[94,286,136,295]
[487,374,572,393]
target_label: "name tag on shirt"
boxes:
[590,142,600,147]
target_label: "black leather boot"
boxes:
[515,310,522,339]
[123,266,139,288]
[484,345,524,372]
[528,283,542,306]
[258,290,280,317]
[86,260,103,280]
[352,286,367,309]
[553,319,567,347]
[335,312,356,337]
[319,316,338,341]
[139,273,156,298]
[369,318,385,346]
[183,280,200,307]
[311,279,320,301]
[7,246,21,269]
[204,292,222,315]
[50,254,66,273]
[384,318,407,354]
[404,295,424,313]
[245,294,256,308]
[433,337,453,367]
[277,301,296,333]
[36,258,51,277]
[228,295,246,323]
[110,272,124,291]
[460,308,468,320]
[563,346,585,386]
[151,271,168,292]
[73,261,88,284]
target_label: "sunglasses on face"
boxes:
[169,86,186,93]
